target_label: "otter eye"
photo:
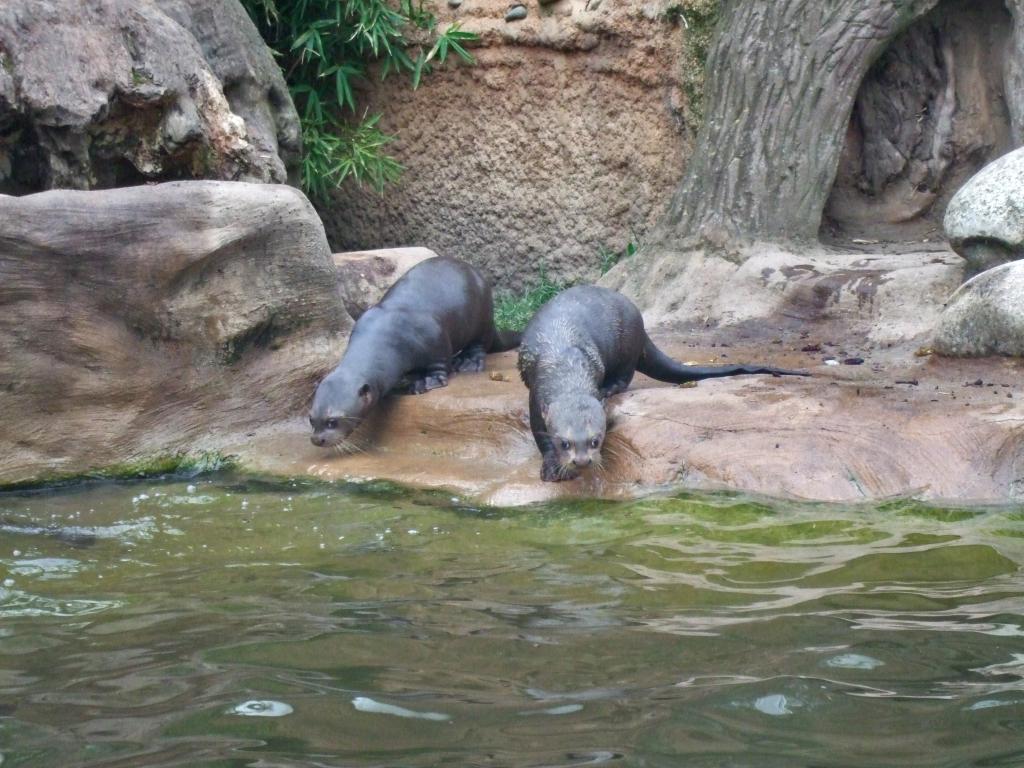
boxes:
[326,418,339,430]
[560,439,570,451]
[590,437,600,449]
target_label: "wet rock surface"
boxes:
[233,326,1024,507]
[0,181,348,485]
[0,0,299,194]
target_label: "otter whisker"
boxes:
[339,438,368,455]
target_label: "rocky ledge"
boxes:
[231,326,1024,508]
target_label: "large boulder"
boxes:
[0,181,349,485]
[944,147,1024,275]
[0,0,299,194]
[600,243,963,346]
[933,261,1024,357]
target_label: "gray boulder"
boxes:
[933,261,1024,357]
[0,0,299,194]
[944,147,1024,275]
[0,181,349,486]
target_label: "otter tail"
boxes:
[490,329,522,352]
[637,335,808,383]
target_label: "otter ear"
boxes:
[358,383,373,405]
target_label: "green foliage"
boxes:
[598,239,638,275]
[239,0,478,197]
[300,113,402,200]
[494,267,567,332]
[493,240,640,330]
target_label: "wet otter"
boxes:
[518,285,808,481]
[310,256,520,448]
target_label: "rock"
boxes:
[0,0,299,194]
[232,335,1024,506]
[505,4,528,21]
[599,243,964,346]
[933,262,1024,357]
[0,181,349,486]
[944,147,1024,275]
[333,247,439,320]
[154,0,303,182]
[448,0,463,7]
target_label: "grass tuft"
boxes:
[493,267,566,332]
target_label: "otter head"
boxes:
[309,371,377,448]
[542,395,607,471]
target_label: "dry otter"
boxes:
[310,256,520,448]
[518,285,808,481]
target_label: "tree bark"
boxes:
[656,0,942,246]
[1008,0,1024,146]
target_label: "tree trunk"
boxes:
[656,0,942,246]
[1008,0,1024,146]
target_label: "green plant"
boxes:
[239,0,478,197]
[493,266,567,332]
[598,239,638,275]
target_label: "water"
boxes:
[1,475,1024,767]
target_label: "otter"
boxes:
[518,285,808,481]
[310,256,520,448]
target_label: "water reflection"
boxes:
[0,476,1022,766]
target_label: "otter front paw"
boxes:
[453,345,486,372]
[422,371,449,391]
[406,370,449,394]
[540,460,579,482]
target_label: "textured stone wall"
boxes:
[321,0,694,289]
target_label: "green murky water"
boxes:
[2,475,1024,767]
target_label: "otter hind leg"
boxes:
[452,342,487,373]
[599,371,635,400]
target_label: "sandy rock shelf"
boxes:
[230,335,1024,508]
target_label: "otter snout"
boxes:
[308,414,356,449]
[572,456,592,468]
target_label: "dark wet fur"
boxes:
[310,257,519,447]
[518,285,808,481]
